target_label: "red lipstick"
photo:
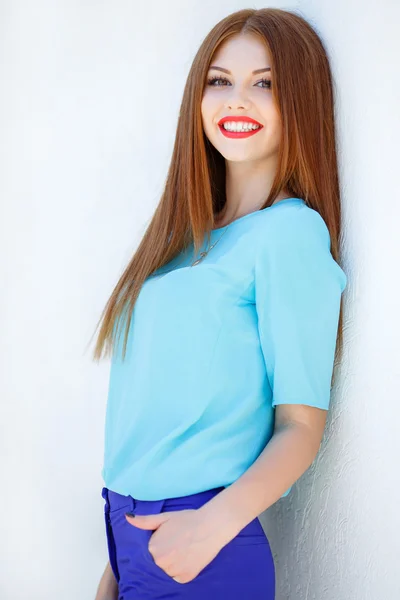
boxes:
[217,115,264,139]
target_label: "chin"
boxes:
[221,150,264,162]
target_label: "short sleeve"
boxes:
[254,206,347,411]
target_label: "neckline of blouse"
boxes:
[210,197,305,233]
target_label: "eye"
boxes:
[206,75,231,87]
[206,76,272,89]
[256,78,272,89]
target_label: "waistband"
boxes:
[102,485,225,514]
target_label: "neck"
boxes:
[216,156,289,226]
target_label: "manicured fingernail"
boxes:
[125,512,136,517]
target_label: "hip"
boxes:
[101,485,275,599]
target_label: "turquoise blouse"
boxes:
[101,197,347,500]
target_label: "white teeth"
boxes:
[222,122,261,132]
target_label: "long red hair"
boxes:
[90,7,346,388]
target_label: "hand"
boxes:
[125,508,225,584]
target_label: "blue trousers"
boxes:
[102,485,275,599]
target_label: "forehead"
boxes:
[209,33,271,71]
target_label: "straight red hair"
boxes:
[90,8,346,387]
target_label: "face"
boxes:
[201,33,281,164]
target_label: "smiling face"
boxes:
[201,33,282,164]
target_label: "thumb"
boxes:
[124,512,171,529]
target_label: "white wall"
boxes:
[1,1,398,599]
[261,2,400,599]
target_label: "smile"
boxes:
[217,117,264,139]
[218,123,263,138]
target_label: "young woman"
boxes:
[93,8,347,600]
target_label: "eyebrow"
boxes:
[208,66,271,74]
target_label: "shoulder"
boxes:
[253,202,347,292]
[255,201,331,252]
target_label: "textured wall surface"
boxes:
[260,2,400,596]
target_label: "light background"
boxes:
[1,1,399,598]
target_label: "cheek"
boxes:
[261,105,282,137]
[269,119,282,140]
[201,89,222,114]
[201,94,212,117]
[201,97,218,135]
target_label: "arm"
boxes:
[94,561,118,600]
[200,208,346,545]
[197,403,327,544]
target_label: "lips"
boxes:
[218,117,263,140]
[218,116,263,127]
[217,116,264,139]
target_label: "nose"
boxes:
[226,102,247,110]
[224,88,250,111]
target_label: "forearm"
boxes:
[94,561,118,600]
[197,423,321,545]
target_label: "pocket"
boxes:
[141,498,186,583]
[142,516,178,584]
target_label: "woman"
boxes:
[93,7,347,600]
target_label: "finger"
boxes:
[124,512,170,529]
